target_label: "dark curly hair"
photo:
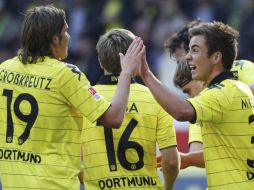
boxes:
[164,19,201,58]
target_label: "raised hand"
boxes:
[119,37,145,76]
[139,44,150,79]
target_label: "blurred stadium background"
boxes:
[1,0,254,189]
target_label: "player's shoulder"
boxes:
[0,56,19,67]
[232,59,254,70]
[231,59,254,84]
[207,79,241,92]
[37,58,81,79]
[35,58,84,83]
[206,79,251,102]
[233,59,254,66]
[48,60,82,78]
[63,63,82,74]
[42,57,71,70]
[199,80,236,103]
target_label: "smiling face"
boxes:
[186,35,214,85]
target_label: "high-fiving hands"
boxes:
[119,36,151,79]
[119,37,145,77]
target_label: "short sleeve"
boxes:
[156,107,177,150]
[187,86,230,123]
[188,123,203,144]
[59,64,110,122]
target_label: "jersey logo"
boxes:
[234,60,244,70]
[231,71,238,79]
[88,87,102,101]
[66,64,81,81]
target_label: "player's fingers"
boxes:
[131,38,143,56]
[137,44,146,58]
[156,155,162,163]
[119,53,124,63]
[126,37,139,54]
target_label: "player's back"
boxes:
[82,76,176,190]
[0,56,83,189]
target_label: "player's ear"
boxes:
[51,35,60,46]
[212,51,222,65]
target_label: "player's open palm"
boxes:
[119,37,144,76]
[138,44,150,79]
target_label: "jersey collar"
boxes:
[96,74,136,85]
[208,71,237,87]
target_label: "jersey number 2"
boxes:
[247,114,254,180]
[2,89,38,145]
[102,119,144,172]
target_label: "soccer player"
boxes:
[0,6,143,189]
[133,21,254,189]
[164,19,254,93]
[81,28,179,190]
[179,59,254,170]
[161,20,254,170]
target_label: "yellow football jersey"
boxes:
[231,60,254,84]
[188,123,203,145]
[82,75,176,190]
[188,60,254,145]
[0,56,110,189]
[188,72,254,189]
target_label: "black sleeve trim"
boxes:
[186,100,197,124]
[159,145,177,151]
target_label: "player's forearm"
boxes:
[187,150,205,168]
[161,149,179,190]
[142,71,195,121]
[111,71,132,117]
[101,71,132,128]
[162,162,179,190]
